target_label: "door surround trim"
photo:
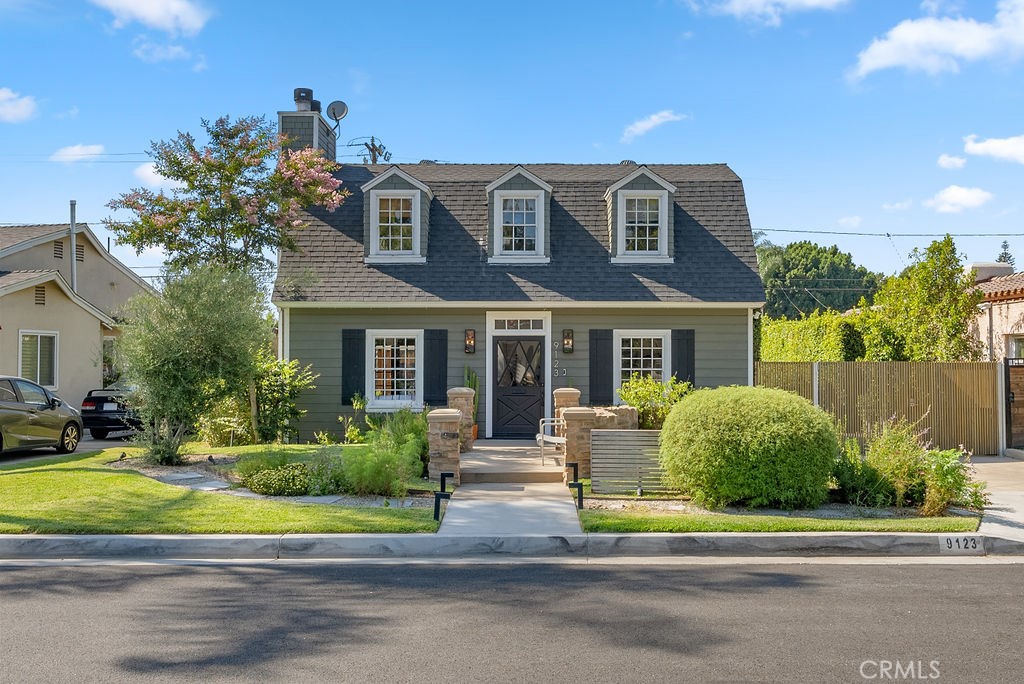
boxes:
[485,311,551,439]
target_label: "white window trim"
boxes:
[366,189,426,264]
[484,311,552,439]
[613,189,672,263]
[18,329,59,390]
[489,189,548,262]
[365,329,424,412]
[612,329,671,402]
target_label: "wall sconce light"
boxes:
[562,329,574,353]
[464,329,476,354]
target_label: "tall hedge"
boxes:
[759,311,864,362]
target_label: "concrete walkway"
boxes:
[438,482,583,536]
[974,456,1024,542]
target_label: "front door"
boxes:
[493,336,544,438]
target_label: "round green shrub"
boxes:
[659,386,839,509]
[243,462,310,496]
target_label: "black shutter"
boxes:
[671,329,695,384]
[341,329,365,404]
[589,329,613,405]
[423,329,448,406]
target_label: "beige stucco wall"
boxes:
[975,299,1024,360]
[0,232,146,316]
[0,283,104,407]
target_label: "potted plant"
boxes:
[464,366,480,439]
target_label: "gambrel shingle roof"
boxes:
[274,163,765,305]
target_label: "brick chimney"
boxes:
[277,87,337,161]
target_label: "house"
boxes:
[0,219,151,406]
[972,262,1024,361]
[272,91,765,440]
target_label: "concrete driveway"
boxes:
[0,431,135,466]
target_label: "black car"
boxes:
[80,388,141,439]
[0,376,83,454]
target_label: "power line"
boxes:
[762,228,1024,238]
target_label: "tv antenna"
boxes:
[346,136,391,164]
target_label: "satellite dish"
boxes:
[326,100,349,123]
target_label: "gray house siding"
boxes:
[286,306,748,440]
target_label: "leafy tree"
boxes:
[860,236,982,362]
[757,241,881,318]
[997,240,1015,268]
[106,115,349,275]
[119,266,272,464]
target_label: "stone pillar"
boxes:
[553,387,580,419]
[447,387,476,452]
[562,406,596,478]
[427,409,462,485]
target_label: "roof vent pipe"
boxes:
[619,159,637,165]
[294,87,313,111]
[69,199,78,293]
[311,100,321,113]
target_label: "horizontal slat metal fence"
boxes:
[590,429,669,494]
[755,361,1000,455]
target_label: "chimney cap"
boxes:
[294,88,313,111]
[311,100,321,113]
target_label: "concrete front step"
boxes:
[460,469,565,484]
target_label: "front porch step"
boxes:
[460,469,565,484]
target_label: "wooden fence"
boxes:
[755,362,1001,455]
[590,429,669,494]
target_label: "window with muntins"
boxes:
[624,197,660,253]
[613,330,671,398]
[366,330,424,409]
[501,197,537,253]
[20,332,57,388]
[377,196,414,252]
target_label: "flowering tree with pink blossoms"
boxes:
[106,115,348,275]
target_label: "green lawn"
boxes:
[0,447,438,534]
[579,509,981,533]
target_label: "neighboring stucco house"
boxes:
[272,94,765,440]
[0,222,151,406]
[972,262,1024,361]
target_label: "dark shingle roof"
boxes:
[274,163,765,304]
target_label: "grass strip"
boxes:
[579,510,981,533]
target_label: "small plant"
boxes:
[337,416,364,444]
[617,373,692,429]
[235,450,288,481]
[307,449,347,496]
[660,386,839,509]
[197,395,253,447]
[243,463,310,496]
[921,448,989,515]
[464,366,480,423]
[830,437,890,507]
[343,432,422,496]
[864,416,927,508]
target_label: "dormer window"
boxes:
[369,190,420,258]
[486,166,552,264]
[606,166,676,264]
[361,167,432,265]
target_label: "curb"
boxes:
[1,532,1022,560]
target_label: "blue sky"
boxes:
[2,0,1023,281]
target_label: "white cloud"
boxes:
[49,143,104,163]
[133,162,184,189]
[924,184,993,213]
[920,0,964,15]
[621,110,686,143]
[838,215,862,228]
[132,38,191,62]
[964,132,1024,164]
[850,0,1024,81]
[54,105,79,120]
[695,0,850,27]
[0,86,37,123]
[937,153,966,169]
[89,0,210,36]
[882,199,913,211]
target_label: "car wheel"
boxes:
[90,429,109,440]
[57,423,81,453]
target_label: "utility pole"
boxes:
[347,136,392,164]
